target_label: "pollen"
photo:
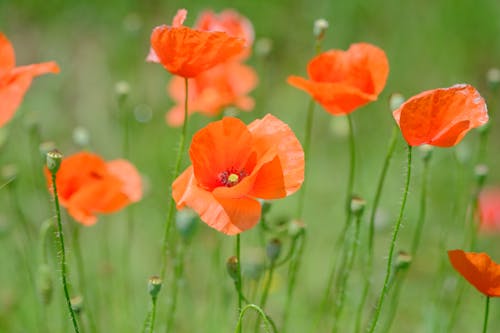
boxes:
[227,173,239,186]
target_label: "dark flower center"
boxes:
[218,168,248,187]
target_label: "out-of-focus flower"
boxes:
[166,61,257,126]
[392,84,488,147]
[45,152,143,226]
[479,187,500,232]
[448,249,500,297]
[287,43,389,115]
[147,9,246,78]
[172,115,304,235]
[0,33,60,128]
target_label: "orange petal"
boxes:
[189,117,254,190]
[0,73,32,127]
[479,187,500,232]
[394,84,488,147]
[0,33,15,74]
[172,9,187,27]
[248,114,304,195]
[173,166,258,235]
[213,196,261,234]
[448,250,500,297]
[107,159,143,202]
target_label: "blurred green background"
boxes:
[1,0,500,332]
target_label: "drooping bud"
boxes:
[313,18,329,40]
[70,295,84,314]
[36,264,53,305]
[266,238,282,262]
[46,149,63,174]
[148,275,162,299]
[350,196,366,217]
[288,219,306,238]
[394,251,412,271]
[115,80,131,100]
[474,164,488,189]
[226,256,239,281]
[389,93,405,111]
[418,144,433,163]
[175,209,198,240]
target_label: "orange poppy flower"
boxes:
[448,249,500,297]
[195,9,254,60]
[45,152,143,226]
[148,9,246,78]
[478,187,500,232]
[287,43,389,115]
[172,114,304,235]
[0,32,60,128]
[166,61,257,126]
[392,84,488,147]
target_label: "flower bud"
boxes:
[72,126,90,148]
[71,295,83,314]
[148,275,162,299]
[419,144,433,162]
[389,93,405,111]
[36,264,53,305]
[474,164,488,188]
[46,149,63,174]
[175,209,198,240]
[394,251,412,271]
[288,219,306,238]
[255,37,273,58]
[350,196,366,217]
[486,68,500,91]
[115,80,131,98]
[266,238,282,262]
[313,19,329,40]
[226,256,239,281]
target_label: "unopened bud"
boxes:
[148,275,162,298]
[419,144,433,162]
[226,256,239,281]
[70,295,83,314]
[474,164,488,188]
[486,68,500,91]
[266,238,282,262]
[350,196,366,217]
[72,126,90,147]
[176,209,198,240]
[389,93,405,111]
[313,19,329,40]
[115,81,131,98]
[288,219,306,238]
[36,264,53,305]
[394,251,412,271]
[255,37,273,58]
[46,149,63,174]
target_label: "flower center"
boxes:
[218,168,247,187]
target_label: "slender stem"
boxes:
[331,213,362,333]
[166,240,186,332]
[149,296,158,333]
[234,304,278,333]
[50,172,80,333]
[254,260,276,333]
[160,77,190,279]
[296,97,316,219]
[367,145,412,333]
[483,296,490,333]
[236,234,243,313]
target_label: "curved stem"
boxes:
[254,260,276,333]
[50,173,80,333]
[234,304,278,333]
[367,145,412,333]
[483,296,490,333]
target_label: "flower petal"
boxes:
[448,250,500,297]
[0,33,15,74]
[106,159,143,202]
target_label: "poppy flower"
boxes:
[478,187,500,232]
[287,43,389,115]
[166,61,258,126]
[172,114,304,235]
[448,249,500,297]
[148,9,246,78]
[195,9,254,60]
[0,32,60,128]
[392,84,488,147]
[45,152,143,226]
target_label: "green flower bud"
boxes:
[313,19,329,40]
[226,256,239,282]
[389,93,405,111]
[175,209,198,240]
[71,295,83,314]
[394,251,412,271]
[266,238,282,262]
[350,196,366,217]
[419,144,433,162]
[148,275,162,299]
[46,149,63,174]
[474,164,488,188]
[288,219,306,238]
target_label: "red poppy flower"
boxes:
[287,43,389,115]
[0,33,60,128]
[166,61,257,126]
[148,9,246,78]
[195,9,254,60]
[448,249,500,297]
[393,84,488,147]
[45,152,143,226]
[172,114,304,235]
[478,187,500,232]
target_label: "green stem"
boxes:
[367,145,412,333]
[149,297,158,333]
[296,97,316,219]
[236,234,243,314]
[166,240,186,332]
[331,213,362,333]
[254,260,276,333]
[483,296,490,333]
[160,77,190,279]
[234,304,278,333]
[50,172,80,333]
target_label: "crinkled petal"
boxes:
[107,159,143,202]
